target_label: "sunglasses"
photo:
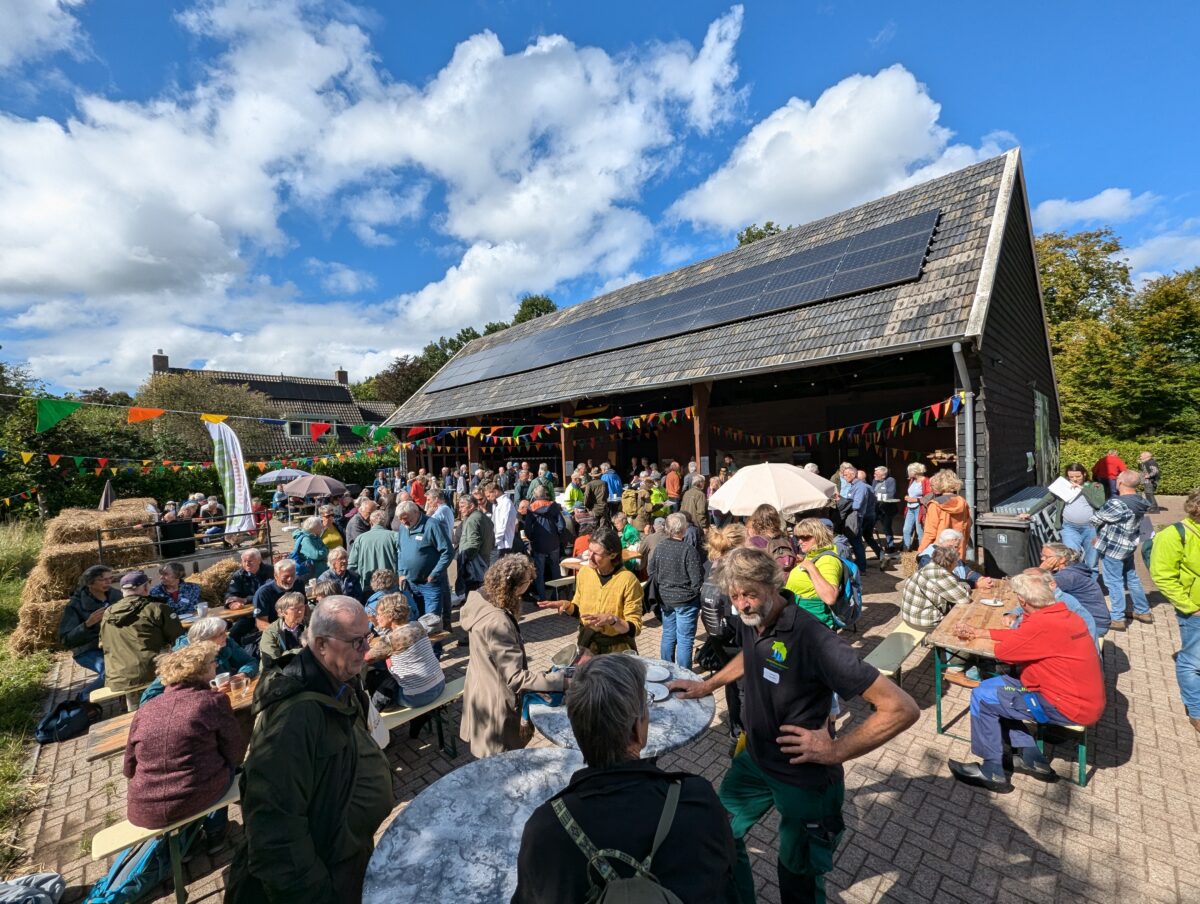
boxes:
[796,534,813,541]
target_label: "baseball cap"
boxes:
[120,570,149,588]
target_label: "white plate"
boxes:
[646,682,669,703]
[644,664,671,683]
[980,598,1004,607]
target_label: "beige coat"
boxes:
[459,591,567,758]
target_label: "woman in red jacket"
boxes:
[123,641,247,852]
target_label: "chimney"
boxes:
[152,350,169,373]
[335,366,349,385]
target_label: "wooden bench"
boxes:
[862,621,929,689]
[378,676,465,756]
[91,781,241,904]
[546,576,575,600]
[89,683,148,706]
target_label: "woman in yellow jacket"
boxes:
[538,527,643,654]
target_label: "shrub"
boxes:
[0,523,43,582]
[1060,438,1200,496]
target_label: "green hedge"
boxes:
[1060,439,1200,496]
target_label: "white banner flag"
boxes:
[205,421,255,534]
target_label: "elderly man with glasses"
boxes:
[226,596,393,904]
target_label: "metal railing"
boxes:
[96,510,276,573]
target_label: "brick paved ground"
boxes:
[15,497,1200,903]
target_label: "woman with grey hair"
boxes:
[648,513,705,669]
[150,562,202,616]
[138,616,258,704]
[318,545,366,603]
[317,504,346,552]
[291,515,329,579]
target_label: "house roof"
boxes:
[386,149,1023,427]
[162,367,388,457]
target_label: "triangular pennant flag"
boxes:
[889,415,900,431]
[20,451,35,464]
[350,425,372,438]
[407,427,426,438]
[911,410,921,426]
[310,422,332,441]
[200,413,228,424]
[931,402,942,419]
[98,458,108,468]
[36,398,83,432]
[950,395,961,414]
[47,454,61,466]
[110,467,118,475]
[370,427,392,442]
[73,456,85,467]
[94,467,103,475]
[128,407,166,424]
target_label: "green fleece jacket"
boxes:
[1150,519,1200,616]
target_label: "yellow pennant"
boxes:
[20,451,34,464]
[200,413,228,424]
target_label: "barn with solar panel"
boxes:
[385,148,1059,514]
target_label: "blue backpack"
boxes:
[812,551,863,631]
[84,823,202,904]
[35,699,100,744]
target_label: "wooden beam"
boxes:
[466,417,481,471]
[560,402,576,484]
[692,382,712,476]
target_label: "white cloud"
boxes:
[670,64,1011,233]
[1033,187,1158,231]
[305,258,376,295]
[0,0,86,70]
[1123,232,1200,284]
[0,0,747,389]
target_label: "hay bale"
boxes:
[35,536,155,597]
[11,596,70,652]
[99,501,157,541]
[44,508,101,546]
[20,565,58,608]
[187,558,240,605]
[102,535,156,569]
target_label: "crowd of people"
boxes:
[52,447,1198,904]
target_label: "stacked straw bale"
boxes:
[9,498,158,654]
[186,559,241,605]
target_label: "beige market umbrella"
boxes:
[708,462,836,516]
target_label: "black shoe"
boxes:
[1012,755,1057,782]
[948,759,1013,793]
[205,827,229,855]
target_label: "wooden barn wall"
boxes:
[973,185,1060,509]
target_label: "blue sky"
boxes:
[1,0,1196,393]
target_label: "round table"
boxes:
[528,656,715,758]
[362,747,584,904]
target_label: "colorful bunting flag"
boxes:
[35,398,82,433]
[128,407,166,424]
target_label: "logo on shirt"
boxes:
[769,641,788,666]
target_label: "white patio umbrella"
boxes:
[707,462,836,516]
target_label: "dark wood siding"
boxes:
[974,183,1060,509]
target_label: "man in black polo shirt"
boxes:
[670,546,918,903]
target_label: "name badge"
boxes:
[414,534,424,541]
[762,668,780,685]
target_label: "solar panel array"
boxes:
[426,208,940,393]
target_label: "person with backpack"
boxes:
[1149,487,1200,734]
[745,504,796,572]
[784,519,846,629]
[668,547,919,904]
[512,654,738,903]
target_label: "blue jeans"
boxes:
[411,577,448,618]
[398,679,446,709]
[1176,612,1200,718]
[74,649,106,701]
[660,602,700,670]
[1060,522,1099,570]
[969,676,1070,770]
[1101,554,1149,621]
[902,508,922,550]
[530,550,561,601]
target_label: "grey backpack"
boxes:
[552,781,683,904]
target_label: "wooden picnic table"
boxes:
[86,678,259,762]
[927,580,1020,736]
[180,604,255,627]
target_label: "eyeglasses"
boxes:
[796,534,813,541]
[323,632,371,652]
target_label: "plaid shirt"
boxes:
[901,562,972,629]
[1091,498,1141,560]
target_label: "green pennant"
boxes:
[911,410,921,426]
[370,426,393,442]
[36,398,82,433]
[512,427,522,438]
[73,456,85,468]
[350,425,372,438]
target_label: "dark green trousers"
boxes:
[718,751,845,904]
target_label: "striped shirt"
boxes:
[385,622,445,697]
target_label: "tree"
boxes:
[512,293,557,324]
[76,387,134,405]
[737,221,787,246]
[349,377,378,401]
[134,373,274,459]
[1034,228,1132,327]
[373,355,435,405]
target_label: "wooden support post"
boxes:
[466,419,481,471]
[560,402,576,485]
[692,382,712,477]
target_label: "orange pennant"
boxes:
[128,407,166,424]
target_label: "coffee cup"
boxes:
[229,673,250,693]
[210,672,232,691]
[195,603,209,618]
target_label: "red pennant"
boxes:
[97,458,108,468]
[310,422,332,441]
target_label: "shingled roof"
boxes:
[385,149,1022,426]
[155,363,388,457]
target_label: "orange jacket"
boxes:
[917,494,972,558]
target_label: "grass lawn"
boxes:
[0,523,53,873]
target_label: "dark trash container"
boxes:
[977,486,1053,577]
